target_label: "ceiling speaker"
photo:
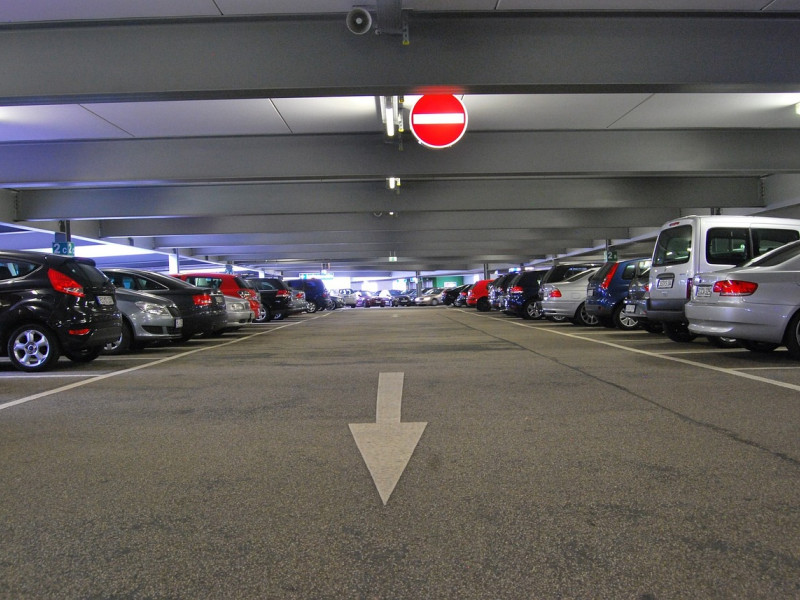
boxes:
[346,8,373,35]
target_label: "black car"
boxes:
[102,268,227,340]
[246,277,307,321]
[0,250,121,371]
[488,273,518,311]
[504,270,548,319]
[442,284,469,306]
[285,278,330,312]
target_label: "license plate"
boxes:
[96,295,114,305]
[624,304,636,313]
[175,318,184,328]
[586,289,594,297]
[695,286,711,298]
[657,278,673,289]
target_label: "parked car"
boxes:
[535,263,602,321]
[504,269,548,319]
[466,279,493,311]
[246,277,306,321]
[453,284,472,307]
[172,273,263,321]
[621,261,662,333]
[365,291,392,307]
[103,288,183,354]
[414,288,446,306]
[443,284,469,306]
[221,295,254,332]
[341,289,364,307]
[378,290,403,306]
[397,290,415,306]
[540,268,600,326]
[648,214,800,343]
[0,250,122,371]
[488,273,518,311]
[285,278,330,312]
[585,257,651,330]
[686,239,800,356]
[102,268,227,340]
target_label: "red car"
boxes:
[466,279,493,312]
[172,273,263,319]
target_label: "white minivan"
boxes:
[647,215,800,342]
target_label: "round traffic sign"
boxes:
[409,94,468,149]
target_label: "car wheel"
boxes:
[431,299,439,306]
[476,298,489,312]
[663,322,697,343]
[64,346,102,363]
[573,303,599,326]
[306,303,318,313]
[254,306,271,323]
[784,311,800,359]
[613,305,639,331]
[739,339,780,353]
[272,311,285,321]
[706,336,739,348]
[7,323,61,372]
[521,300,543,320]
[103,321,133,355]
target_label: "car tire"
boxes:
[431,299,439,306]
[476,297,489,312]
[573,303,599,326]
[706,336,739,348]
[7,323,61,372]
[784,311,800,359]
[739,339,780,353]
[521,299,543,320]
[306,303,318,313]
[663,322,697,343]
[103,320,133,355]
[613,305,640,331]
[254,306,271,323]
[64,346,102,363]
[272,311,286,321]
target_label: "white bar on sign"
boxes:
[412,113,465,125]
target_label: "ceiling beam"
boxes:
[1,14,800,104]
[15,177,760,220]
[2,131,798,187]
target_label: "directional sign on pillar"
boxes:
[409,94,468,149]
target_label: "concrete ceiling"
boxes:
[1,1,800,277]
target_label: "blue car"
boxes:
[585,257,651,330]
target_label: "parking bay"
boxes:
[1,308,798,598]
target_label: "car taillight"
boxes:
[509,286,523,294]
[600,263,618,290]
[48,268,85,297]
[193,293,212,306]
[644,282,650,292]
[548,288,562,298]
[713,280,758,296]
[68,328,91,336]
[276,289,290,298]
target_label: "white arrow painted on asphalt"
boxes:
[349,372,427,505]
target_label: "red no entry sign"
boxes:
[409,94,468,149]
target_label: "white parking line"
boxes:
[474,313,800,393]
[0,314,329,413]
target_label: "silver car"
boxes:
[103,288,183,354]
[686,240,800,356]
[223,295,254,332]
[540,268,600,326]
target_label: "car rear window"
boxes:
[62,259,109,286]
[653,225,691,266]
[706,227,750,265]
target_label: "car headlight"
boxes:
[227,300,245,311]
[135,301,170,316]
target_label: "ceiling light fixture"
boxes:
[386,177,401,189]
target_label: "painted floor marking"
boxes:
[471,312,800,394]
[0,314,329,413]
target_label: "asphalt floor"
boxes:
[1,306,798,599]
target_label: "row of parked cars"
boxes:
[0,253,338,372]
[449,214,800,358]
